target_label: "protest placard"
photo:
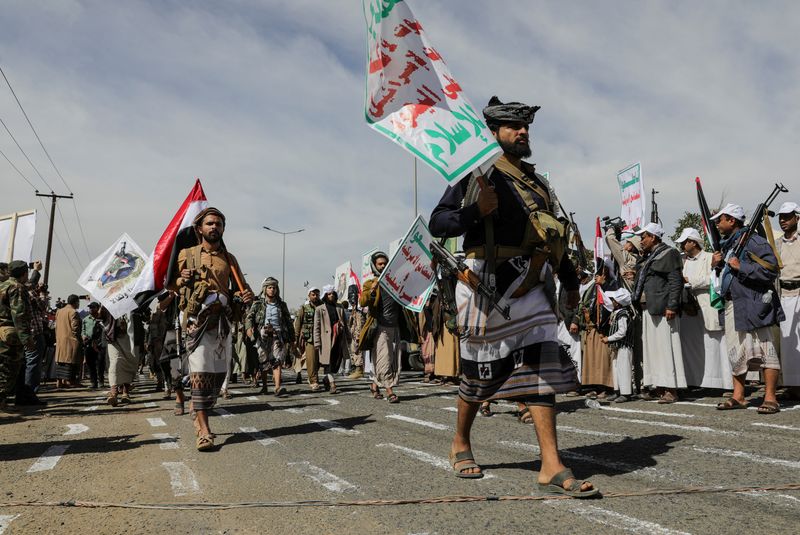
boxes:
[378,215,435,313]
[617,162,646,232]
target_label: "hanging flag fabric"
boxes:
[363,0,501,183]
[78,233,149,318]
[0,209,36,263]
[132,179,208,306]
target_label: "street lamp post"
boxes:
[262,226,304,292]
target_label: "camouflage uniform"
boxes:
[0,275,32,401]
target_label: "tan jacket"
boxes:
[55,305,81,364]
[313,303,350,366]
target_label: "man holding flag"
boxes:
[169,207,253,450]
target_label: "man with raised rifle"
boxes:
[712,203,784,414]
[429,96,597,497]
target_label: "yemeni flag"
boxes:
[593,217,606,306]
[132,179,208,307]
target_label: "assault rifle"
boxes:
[719,182,787,295]
[569,211,590,271]
[429,239,511,320]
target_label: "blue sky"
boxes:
[1,0,798,305]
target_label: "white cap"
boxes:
[777,201,799,215]
[307,286,320,294]
[710,203,745,221]
[322,284,335,295]
[605,288,632,307]
[634,222,664,238]
[675,228,703,245]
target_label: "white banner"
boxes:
[77,233,148,318]
[363,0,501,183]
[0,210,36,263]
[361,247,380,282]
[378,215,435,313]
[334,261,352,298]
[388,237,403,258]
[617,162,646,232]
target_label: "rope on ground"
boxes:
[1,483,799,510]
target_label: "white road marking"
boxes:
[246,396,259,401]
[602,416,739,436]
[323,398,340,406]
[441,407,458,412]
[144,402,157,408]
[0,515,20,534]
[598,406,694,418]
[239,426,279,446]
[27,445,70,473]
[82,405,99,412]
[153,433,179,450]
[498,440,694,484]
[740,491,800,509]
[557,425,629,438]
[386,414,451,431]
[309,419,360,435]
[146,417,167,427]
[213,408,234,418]
[285,407,306,414]
[674,401,718,408]
[287,461,357,493]
[162,462,201,496]
[692,446,800,469]
[546,501,692,535]
[63,423,89,436]
[376,443,496,479]
[751,422,800,432]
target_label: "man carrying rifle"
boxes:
[712,203,784,413]
[429,97,597,497]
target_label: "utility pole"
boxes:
[262,226,305,293]
[35,191,73,285]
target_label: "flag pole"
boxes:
[413,157,418,217]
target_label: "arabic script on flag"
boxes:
[363,0,501,182]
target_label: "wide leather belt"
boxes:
[465,246,529,261]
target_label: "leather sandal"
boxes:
[538,468,599,498]
[449,449,484,479]
[196,434,214,451]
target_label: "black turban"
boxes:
[482,96,540,128]
[193,207,226,228]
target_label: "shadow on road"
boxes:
[0,434,161,462]
[220,414,377,447]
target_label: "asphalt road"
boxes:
[1,372,799,534]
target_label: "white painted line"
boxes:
[557,425,629,438]
[213,408,234,418]
[153,433,179,450]
[246,396,259,401]
[498,440,694,484]
[751,422,800,432]
[161,462,201,496]
[285,407,306,414]
[144,402,157,408]
[386,414,451,431]
[441,406,458,413]
[287,461,357,493]
[298,393,312,398]
[27,445,70,473]
[603,416,739,436]
[63,423,89,436]
[598,406,694,418]
[674,401,718,408]
[146,417,167,427]
[376,443,496,479]
[0,514,20,534]
[740,490,800,509]
[309,419,360,435]
[82,405,99,412]
[324,398,341,406]
[239,426,279,446]
[692,446,800,469]
[546,501,691,535]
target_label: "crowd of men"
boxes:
[1,96,797,499]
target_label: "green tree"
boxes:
[671,211,712,251]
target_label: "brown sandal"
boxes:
[174,402,185,416]
[196,434,214,451]
[717,398,748,410]
[757,401,780,414]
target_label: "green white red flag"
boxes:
[363,0,500,183]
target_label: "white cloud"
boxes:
[1,0,798,305]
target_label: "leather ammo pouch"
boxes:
[179,245,210,318]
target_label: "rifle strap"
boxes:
[747,252,779,273]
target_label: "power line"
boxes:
[0,144,37,191]
[0,64,70,192]
[37,198,80,279]
[56,202,86,267]
[0,115,53,192]
[70,197,92,259]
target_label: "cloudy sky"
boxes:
[1,0,798,306]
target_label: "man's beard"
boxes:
[203,231,221,244]
[498,137,531,159]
